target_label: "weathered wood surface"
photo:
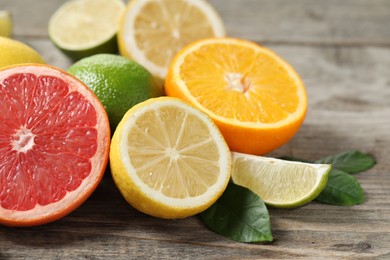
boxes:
[1,0,390,259]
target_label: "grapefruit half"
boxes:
[0,64,110,226]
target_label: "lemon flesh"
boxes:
[48,0,124,60]
[110,97,231,219]
[118,0,226,80]
[231,152,331,208]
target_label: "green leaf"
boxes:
[200,182,273,243]
[315,168,365,205]
[316,150,375,174]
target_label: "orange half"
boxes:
[166,38,307,155]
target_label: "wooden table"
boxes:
[1,0,390,258]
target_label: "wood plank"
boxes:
[2,37,389,259]
[0,0,66,37]
[1,175,389,259]
[2,0,389,45]
[209,0,390,45]
[1,0,390,258]
[266,45,390,161]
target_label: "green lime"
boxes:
[231,152,331,208]
[0,11,12,37]
[68,54,164,131]
[48,0,124,60]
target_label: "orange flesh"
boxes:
[179,43,300,123]
[0,72,98,211]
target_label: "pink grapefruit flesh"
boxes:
[0,64,110,227]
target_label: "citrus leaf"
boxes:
[315,168,365,205]
[316,150,376,174]
[200,182,273,243]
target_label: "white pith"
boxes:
[12,127,35,153]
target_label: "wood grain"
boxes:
[3,0,390,45]
[1,0,390,259]
[210,0,390,46]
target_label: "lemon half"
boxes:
[110,97,231,219]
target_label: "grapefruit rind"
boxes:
[0,64,110,227]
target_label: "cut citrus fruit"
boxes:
[0,64,110,226]
[110,97,231,219]
[231,152,331,208]
[0,37,45,69]
[166,37,308,155]
[48,0,125,60]
[0,10,12,37]
[68,54,164,131]
[118,0,225,80]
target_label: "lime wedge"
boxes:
[0,10,12,37]
[231,152,331,208]
[48,0,124,60]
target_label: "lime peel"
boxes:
[68,54,164,130]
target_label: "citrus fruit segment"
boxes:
[0,37,45,69]
[0,10,12,37]
[110,97,231,219]
[118,0,225,80]
[0,64,110,226]
[231,152,331,208]
[48,0,125,60]
[166,37,308,155]
[68,54,164,131]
